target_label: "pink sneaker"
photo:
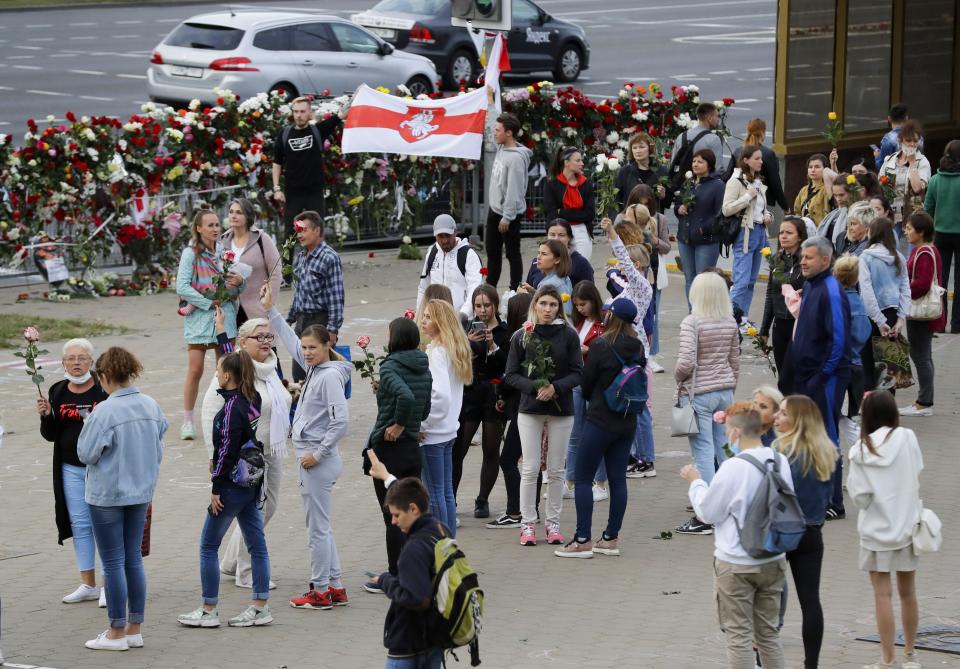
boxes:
[519,522,536,547]
[546,521,564,545]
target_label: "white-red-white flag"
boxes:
[483,33,511,113]
[342,85,487,159]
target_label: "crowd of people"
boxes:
[25,98,953,669]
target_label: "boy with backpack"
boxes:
[367,452,483,668]
[678,402,800,669]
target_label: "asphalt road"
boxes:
[0,0,775,138]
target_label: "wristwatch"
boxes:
[273,185,282,192]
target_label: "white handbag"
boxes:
[912,506,942,555]
[907,247,945,321]
[671,321,700,438]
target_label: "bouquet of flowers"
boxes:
[15,326,48,397]
[211,249,236,305]
[675,171,697,210]
[353,335,386,386]
[879,170,898,203]
[594,154,621,218]
[520,321,561,410]
[744,325,776,376]
[822,111,844,147]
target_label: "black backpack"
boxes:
[667,128,712,195]
[421,244,472,279]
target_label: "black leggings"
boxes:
[452,418,505,503]
[371,444,421,575]
[787,525,825,669]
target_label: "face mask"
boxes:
[902,146,917,157]
[65,371,92,384]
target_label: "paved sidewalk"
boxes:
[1,240,958,669]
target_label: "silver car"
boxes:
[147,11,439,104]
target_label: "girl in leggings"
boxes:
[263,283,352,611]
[504,285,583,547]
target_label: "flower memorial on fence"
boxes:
[0,82,730,293]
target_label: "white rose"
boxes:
[618,89,630,100]
[607,157,620,171]
[7,228,20,240]
[450,163,460,172]
[714,100,725,109]
[685,170,693,179]
[595,164,604,175]
[188,99,201,111]
[46,114,55,123]
[606,131,620,145]
[402,235,412,244]
[596,154,608,168]
[612,148,625,161]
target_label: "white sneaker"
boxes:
[228,604,273,627]
[180,423,195,440]
[236,580,277,590]
[898,404,933,417]
[99,587,107,608]
[63,584,100,604]
[84,630,129,651]
[562,485,575,499]
[177,606,221,628]
[649,358,665,373]
[592,485,609,502]
[126,634,143,648]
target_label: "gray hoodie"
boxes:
[486,112,532,222]
[269,308,352,459]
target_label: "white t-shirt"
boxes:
[752,178,766,223]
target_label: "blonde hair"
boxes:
[424,300,473,385]
[832,254,860,288]
[775,395,837,481]
[752,384,784,407]
[237,318,270,342]
[847,200,878,230]
[626,243,650,269]
[416,284,454,349]
[689,272,733,320]
[190,209,219,255]
[527,285,567,325]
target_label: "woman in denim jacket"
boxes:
[77,347,167,651]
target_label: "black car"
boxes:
[351,0,589,89]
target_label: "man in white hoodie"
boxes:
[680,402,793,669]
[417,214,483,319]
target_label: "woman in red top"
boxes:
[901,211,944,417]
[544,146,597,262]
[565,281,608,499]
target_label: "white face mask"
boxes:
[65,371,92,384]
[902,146,917,157]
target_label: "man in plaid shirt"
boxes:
[287,210,345,381]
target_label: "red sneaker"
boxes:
[327,586,349,607]
[290,586,333,610]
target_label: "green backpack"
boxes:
[430,526,484,666]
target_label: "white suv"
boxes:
[147,10,438,104]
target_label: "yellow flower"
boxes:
[376,86,391,94]
[846,174,857,185]
[561,293,570,303]
[760,247,772,257]
[232,162,243,172]
[746,326,758,337]
[606,258,618,266]
[347,195,365,206]
[527,85,535,93]
[827,111,837,121]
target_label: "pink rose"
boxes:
[522,321,535,334]
[222,250,236,263]
[22,326,40,343]
[356,335,371,350]
[713,410,727,424]
[403,308,416,320]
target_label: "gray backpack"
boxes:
[734,452,807,559]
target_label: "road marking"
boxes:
[7,55,35,60]
[25,23,53,28]
[117,73,147,79]
[27,37,55,42]
[0,85,12,89]
[0,121,9,126]
[49,54,75,58]
[670,73,697,78]
[709,70,738,75]
[69,21,97,26]
[114,34,142,38]
[13,45,43,50]
[747,66,774,72]
[736,98,758,102]
[155,18,181,22]
[80,95,114,101]
[70,69,106,75]
[13,65,42,70]
[27,89,69,96]
[581,80,612,85]
[115,19,143,24]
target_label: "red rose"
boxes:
[356,335,372,349]
[222,250,236,263]
[404,308,416,320]
[479,267,489,277]
[723,97,735,105]
[66,111,76,123]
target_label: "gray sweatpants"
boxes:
[222,451,283,587]
[298,448,343,589]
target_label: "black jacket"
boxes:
[543,177,596,233]
[210,388,261,495]
[581,334,646,435]
[615,162,669,211]
[760,249,803,336]
[504,322,583,416]
[676,173,724,246]
[40,379,109,544]
[466,320,510,383]
[723,144,788,210]
[378,514,448,656]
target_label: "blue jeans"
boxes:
[630,406,655,463]
[678,242,721,305]
[420,439,456,537]
[730,224,766,317]
[62,463,96,572]
[565,386,607,483]
[200,483,270,603]
[89,503,148,629]
[385,648,443,669]
[574,420,633,540]
[682,389,735,484]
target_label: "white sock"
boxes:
[184,410,194,424]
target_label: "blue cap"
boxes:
[609,297,638,323]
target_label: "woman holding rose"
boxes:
[675,149,724,304]
[177,209,244,441]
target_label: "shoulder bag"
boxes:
[671,320,700,437]
[907,247,945,321]
[912,505,942,555]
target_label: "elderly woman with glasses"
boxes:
[201,305,291,589]
[37,338,110,606]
